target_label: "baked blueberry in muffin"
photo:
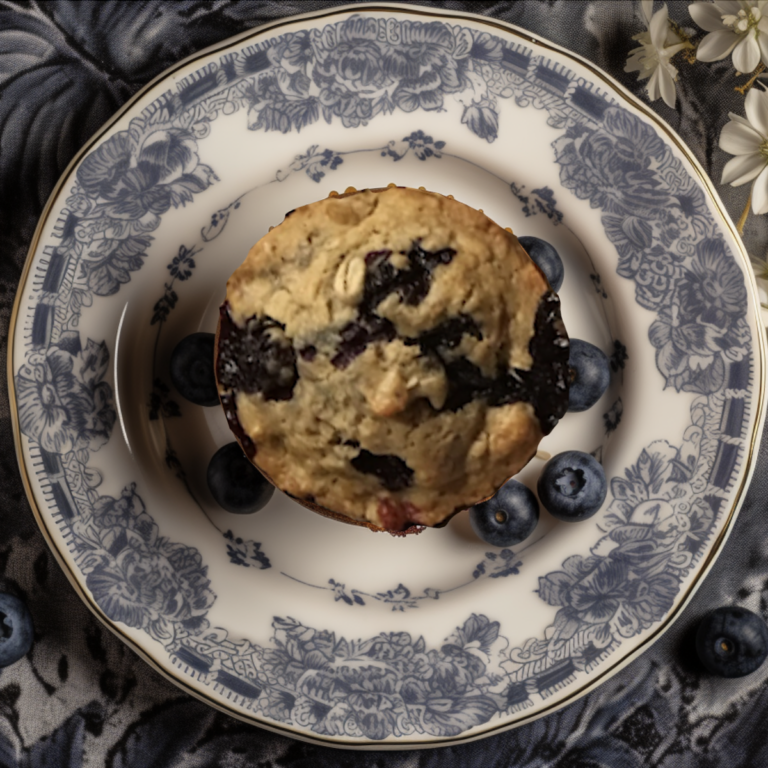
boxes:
[216,187,569,532]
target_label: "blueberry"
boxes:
[331,314,396,369]
[696,607,768,678]
[0,594,33,667]
[568,339,610,413]
[216,311,298,401]
[469,480,539,547]
[518,236,564,292]
[406,314,483,354]
[207,442,274,514]
[362,243,456,310]
[537,451,607,521]
[350,450,414,491]
[170,333,219,407]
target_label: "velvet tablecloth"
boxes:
[2,1,768,765]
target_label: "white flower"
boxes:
[625,0,687,108]
[691,0,768,73]
[720,85,768,213]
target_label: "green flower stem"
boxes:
[737,190,753,235]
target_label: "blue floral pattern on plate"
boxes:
[12,13,756,742]
[279,549,521,613]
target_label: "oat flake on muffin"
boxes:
[216,187,569,532]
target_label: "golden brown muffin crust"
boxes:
[216,188,568,530]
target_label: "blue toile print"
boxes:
[14,10,753,741]
[249,613,509,739]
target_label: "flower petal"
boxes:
[721,152,765,185]
[658,65,677,108]
[636,66,655,82]
[733,34,761,73]
[745,85,768,136]
[719,118,764,155]
[650,5,670,49]
[646,66,661,102]
[641,0,654,26]
[664,43,687,60]
[728,111,758,128]
[637,66,654,82]
[625,47,646,73]
[751,164,768,214]
[690,1,729,32]
[714,0,743,14]
[697,29,740,61]
[665,27,684,46]
[759,30,768,65]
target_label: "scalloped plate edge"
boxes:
[8,2,767,750]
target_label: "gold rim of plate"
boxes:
[7,2,767,749]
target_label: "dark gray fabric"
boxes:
[1,1,767,765]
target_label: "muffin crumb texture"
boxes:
[217,188,568,530]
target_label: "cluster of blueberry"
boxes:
[467,238,768,680]
[160,236,768,680]
[170,333,274,515]
[470,237,610,548]
[469,450,608,549]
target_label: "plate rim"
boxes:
[7,1,767,750]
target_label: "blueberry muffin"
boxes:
[216,187,569,532]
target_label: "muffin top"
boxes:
[216,187,569,531]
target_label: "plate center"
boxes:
[113,152,623,604]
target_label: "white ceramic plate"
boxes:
[10,2,766,749]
